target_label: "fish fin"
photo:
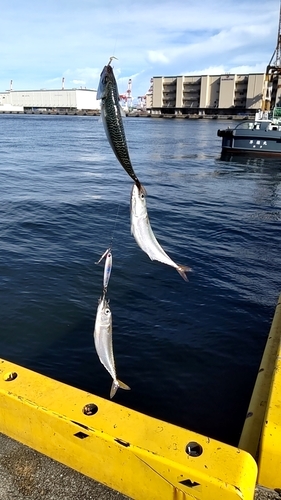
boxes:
[137,181,146,195]
[177,265,192,282]
[117,379,131,391]
[110,379,131,399]
[119,103,126,117]
[133,179,146,195]
[96,86,103,101]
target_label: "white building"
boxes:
[0,88,100,111]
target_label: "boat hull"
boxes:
[220,147,281,158]
[218,119,281,157]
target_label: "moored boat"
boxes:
[217,108,281,157]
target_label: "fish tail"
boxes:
[177,265,192,282]
[135,179,146,195]
[110,379,131,399]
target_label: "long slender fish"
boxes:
[130,184,192,281]
[96,247,112,293]
[93,294,130,399]
[97,58,145,193]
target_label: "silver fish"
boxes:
[96,247,112,293]
[97,58,145,193]
[130,184,192,281]
[93,294,130,399]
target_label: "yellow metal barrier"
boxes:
[0,358,256,500]
[239,292,281,459]
[257,294,281,489]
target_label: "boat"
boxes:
[217,108,281,157]
[218,2,281,158]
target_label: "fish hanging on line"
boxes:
[130,184,192,281]
[96,247,112,294]
[93,294,131,399]
[97,57,145,194]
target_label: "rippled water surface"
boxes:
[1,114,281,446]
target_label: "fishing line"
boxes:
[111,6,120,59]
[109,201,122,250]
[99,4,127,253]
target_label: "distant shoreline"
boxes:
[0,109,255,120]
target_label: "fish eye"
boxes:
[105,308,110,314]
[140,194,145,200]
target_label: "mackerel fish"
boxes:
[93,294,130,399]
[130,184,192,281]
[97,59,144,193]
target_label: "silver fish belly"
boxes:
[93,294,130,398]
[97,62,144,193]
[130,184,192,281]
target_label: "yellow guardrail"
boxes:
[257,294,281,489]
[238,292,281,491]
[239,293,281,460]
[0,358,257,500]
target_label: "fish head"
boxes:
[130,184,147,218]
[100,296,112,326]
[97,65,116,100]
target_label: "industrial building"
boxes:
[147,73,281,116]
[0,84,100,113]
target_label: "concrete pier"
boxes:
[0,432,128,500]
[0,432,280,499]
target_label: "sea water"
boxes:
[1,114,281,445]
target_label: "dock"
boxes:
[0,433,278,499]
[0,108,255,119]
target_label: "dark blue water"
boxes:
[1,114,281,446]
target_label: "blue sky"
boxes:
[1,0,279,102]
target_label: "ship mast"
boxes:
[263,1,281,111]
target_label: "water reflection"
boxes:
[218,152,281,170]
[215,152,281,216]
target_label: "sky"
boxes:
[0,0,280,103]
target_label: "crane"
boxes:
[263,1,281,111]
[119,79,133,111]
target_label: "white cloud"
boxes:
[147,51,170,64]
[183,66,227,76]
[72,79,86,85]
[45,77,64,85]
[0,0,279,97]
[230,64,266,74]
[183,63,267,77]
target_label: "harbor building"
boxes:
[0,86,100,113]
[147,73,281,116]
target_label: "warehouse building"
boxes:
[147,73,281,116]
[0,87,100,113]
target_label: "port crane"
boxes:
[263,1,281,111]
[119,78,132,110]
